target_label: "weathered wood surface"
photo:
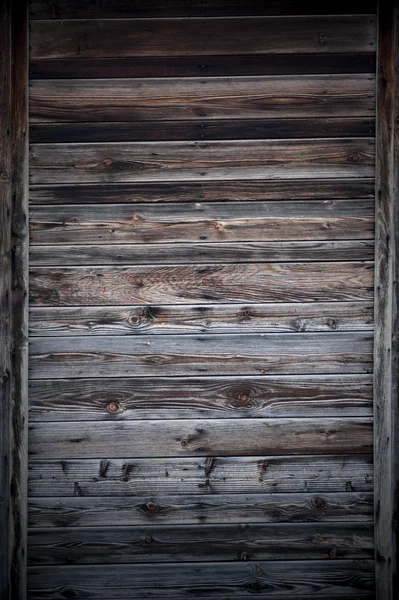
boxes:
[28,302,374,337]
[29,75,375,123]
[30,17,376,59]
[29,139,375,184]
[28,417,373,459]
[29,0,377,19]
[29,179,376,204]
[27,522,374,565]
[28,374,373,421]
[26,560,375,599]
[29,200,375,245]
[29,54,377,80]
[29,263,374,306]
[28,454,373,496]
[28,492,374,527]
[374,2,399,599]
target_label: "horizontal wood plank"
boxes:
[30,17,376,59]
[29,263,374,306]
[28,492,374,527]
[29,54,377,80]
[27,522,374,565]
[29,139,375,184]
[29,75,376,123]
[28,417,373,458]
[28,180,376,204]
[28,454,373,496]
[28,302,374,338]
[29,200,375,245]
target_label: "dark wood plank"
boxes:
[30,17,376,59]
[28,454,373,496]
[28,417,373,458]
[29,179,376,204]
[29,140,375,185]
[29,263,374,306]
[28,302,374,338]
[28,492,374,527]
[29,54,377,80]
[29,75,375,123]
[26,560,375,599]
[27,522,374,565]
[29,0,377,19]
[29,200,375,245]
[374,2,399,599]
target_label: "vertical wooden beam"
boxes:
[0,0,29,598]
[375,1,399,598]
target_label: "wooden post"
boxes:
[0,0,29,598]
[375,1,399,598]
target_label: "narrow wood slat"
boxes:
[29,0,377,19]
[29,54,377,80]
[28,492,374,527]
[29,200,375,245]
[28,180,376,204]
[30,17,376,59]
[29,139,375,184]
[29,75,376,123]
[29,263,374,306]
[28,417,373,459]
[28,454,373,496]
[28,302,374,338]
[27,522,374,565]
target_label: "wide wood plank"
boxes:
[29,139,375,184]
[29,54,377,80]
[28,455,373,496]
[29,75,375,123]
[29,0,377,19]
[29,263,374,306]
[28,302,374,338]
[28,417,373,459]
[27,522,374,565]
[28,492,374,527]
[30,17,376,59]
[29,179,376,204]
[29,200,375,245]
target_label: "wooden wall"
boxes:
[27,1,377,598]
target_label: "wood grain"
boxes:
[29,263,374,306]
[29,139,375,184]
[28,492,374,527]
[30,17,376,59]
[29,200,375,245]
[28,454,373,496]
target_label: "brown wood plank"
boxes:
[29,140,375,185]
[27,522,374,565]
[29,0,377,19]
[28,417,373,459]
[28,454,373,497]
[28,492,374,527]
[28,302,374,338]
[29,263,374,306]
[29,200,375,245]
[29,54,377,80]
[28,179,376,204]
[30,17,376,59]
[29,75,375,123]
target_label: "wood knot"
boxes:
[347,153,361,163]
[214,221,225,232]
[327,319,337,330]
[240,551,248,560]
[145,535,153,544]
[311,496,326,509]
[106,401,120,414]
[145,501,159,512]
[103,158,113,167]
[132,214,141,221]
[0,171,10,182]
[181,439,189,447]
[237,392,251,405]
[328,546,339,559]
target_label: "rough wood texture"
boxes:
[28,454,373,496]
[29,139,375,184]
[374,2,399,598]
[27,522,374,564]
[28,492,374,527]
[30,16,376,59]
[29,200,375,245]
